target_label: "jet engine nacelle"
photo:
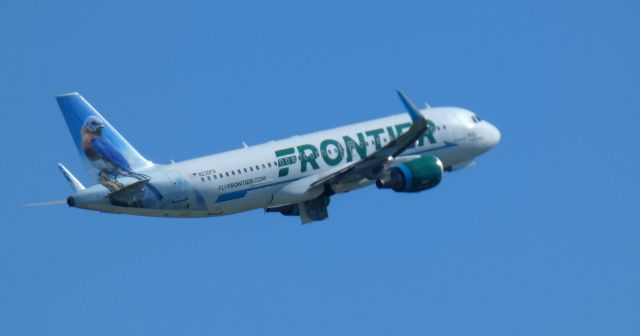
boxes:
[376,155,444,193]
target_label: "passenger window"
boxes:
[207,176,211,181]
[250,166,254,172]
[262,164,266,169]
[268,162,272,167]
[244,168,248,173]
[214,175,217,180]
[219,173,223,178]
[201,177,205,182]
[231,171,235,175]
[256,165,260,170]
[225,172,229,177]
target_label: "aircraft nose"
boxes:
[485,122,501,149]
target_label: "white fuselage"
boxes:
[60,90,500,221]
[112,106,499,218]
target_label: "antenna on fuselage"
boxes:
[241,141,249,148]
[424,101,431,109]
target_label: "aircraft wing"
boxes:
[309,90,429,189]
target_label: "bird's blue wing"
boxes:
[92,137,132,172]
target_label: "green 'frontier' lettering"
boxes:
[365,128,385,150]
[320,139,343,166]
[343,133,367,162]
[395,122,413,147]
[275,147,296,177]
[386,126,397,141]
[419,120,437,146]
[277,118,441,174]
[395,122,411,136]
[297,144,320,172]
[394,120,438,148]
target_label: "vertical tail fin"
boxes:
[55,92,152,182]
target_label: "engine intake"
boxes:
[376,156,444,192]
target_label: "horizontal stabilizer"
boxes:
[57,163,85,192]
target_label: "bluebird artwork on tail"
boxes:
[55,92,209,212]
[56,92,152,185]
[81,116,133,181]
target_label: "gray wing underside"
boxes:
[309,90,429,188]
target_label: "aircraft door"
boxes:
[443,114,465,142]
[165,170,190,209]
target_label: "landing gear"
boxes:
[265,195,331,224]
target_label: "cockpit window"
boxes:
[476,115,482,122]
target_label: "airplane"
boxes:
[50,90,500,224]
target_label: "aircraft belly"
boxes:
[89,204,209,218]
[215,185,278,215]
[331,178,375,193]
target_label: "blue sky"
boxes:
[1,0,639,335]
